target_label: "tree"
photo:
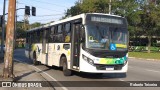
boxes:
[16,21,26,39]
[65,2,82,17]
[30,22,42,29]
[140,2,160,53]
[64,0,160,53]
[65,0,110,17]
[80,0,109,13]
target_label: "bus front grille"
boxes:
[95,64,123,70]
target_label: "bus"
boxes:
[25,13,129,76]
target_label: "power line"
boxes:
[18,13,64,17]
[30,18,58,22]
[17,2,65,13]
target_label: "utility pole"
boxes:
[14,0,18,49]
[109,0,112,14]
[3,0,16,78]
[1,0,6,56]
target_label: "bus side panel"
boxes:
[47,43,71,69]
[35,44,42,63]
[47,43,54,66]
[47,43,60,66]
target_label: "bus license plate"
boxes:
[106,66,114,70]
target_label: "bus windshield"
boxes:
[86,23,128,51]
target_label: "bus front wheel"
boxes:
[62,57,72,76]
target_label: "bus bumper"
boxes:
[80,60,128,73]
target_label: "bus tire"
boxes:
[62,57,72,76]
[33,52,39,65]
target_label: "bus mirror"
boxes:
[80,25,85,42]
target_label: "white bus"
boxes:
[25,13,129,76]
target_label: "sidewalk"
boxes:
[0,58,54,90]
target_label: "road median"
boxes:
[129,52,160,61]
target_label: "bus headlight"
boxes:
[82,54,94,65]
[123,60,128,66]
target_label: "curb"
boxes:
[128,57,160,61]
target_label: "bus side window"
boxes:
[31,32,34,43]
[37,30,40,43]
[28,33,31,44]
[64,23,71,42]
[33,31,37,43]
[49,26,55,43]
[26,33,29,43]
[45,28,49,43]
[40,30,43,43]
[57,25,63,42]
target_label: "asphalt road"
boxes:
[14,49,160,90]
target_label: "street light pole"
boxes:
[109,0,112,14]
[1,0,6,56]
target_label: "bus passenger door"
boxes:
[71,23,81,69]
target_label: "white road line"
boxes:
[32,66,68,90]
[119,79,125,81]
[145,69,160,73]
[14,59,68,90]
[118,79,131,84]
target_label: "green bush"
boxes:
[130,46,160,52]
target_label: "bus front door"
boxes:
[71,23,81,69]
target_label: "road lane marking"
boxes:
[129,66,160,73]
[145,69,160,73]
[14,59,68,90]
[118,79,131,84]
[32,66,68,90]
[119,79,125,81]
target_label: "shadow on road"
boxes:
[47,65,127,79]
[14,70,36,81]
[72,72,127,79]
[37,68,51,73]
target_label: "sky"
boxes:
[0,0,77,24]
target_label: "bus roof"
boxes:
[27,13,123,32]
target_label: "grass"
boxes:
[129,52,160,60]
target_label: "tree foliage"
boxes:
[16,21,26,38]
[64,0,160,53]
[30,22,42,29]
[140,2,160,53]
[16,21,42,39]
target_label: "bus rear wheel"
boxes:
[33,52,39,65]
[62,57,72,76]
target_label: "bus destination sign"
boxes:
[87,14,124,24]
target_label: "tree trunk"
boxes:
[3,0,16,78]
[147,36,151,53]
